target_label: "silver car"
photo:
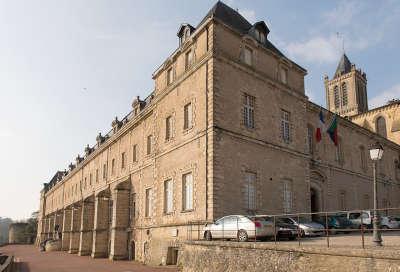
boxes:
[279,216,325,236]
[203,215,274,242]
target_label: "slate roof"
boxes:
[334,54,352,78]
[198,1,290,61]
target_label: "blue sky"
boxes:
[0,0,399,219]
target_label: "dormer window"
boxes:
[177,24,195,46]
[255,29,265,43]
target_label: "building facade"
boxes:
[37,2,400,265]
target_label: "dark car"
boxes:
[315,214,353,234]
[256,216,298,241]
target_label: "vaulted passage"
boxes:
[68,205,81,254]
[78,197,95,256]
[91,191,111,258]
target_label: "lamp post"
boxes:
[369,142,384,247]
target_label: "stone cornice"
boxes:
[351,102,400,120]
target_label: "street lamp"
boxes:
[369,141,384,247]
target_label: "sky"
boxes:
[0,0,399,220]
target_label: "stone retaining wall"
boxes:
[180,241,400,272]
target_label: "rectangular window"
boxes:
[167,68,173,85]
[243,93,255,128]
[111,158,115,175]
[243,46,252,66]
[283,179,292,213]
[132,144,137,163]
[281,110,291,143]
[339,190,346,210]
[89,173,92,186]
[147,135,153,155]
[121,152,126,169]
[307,125,313,154]
[164,179,173,214]
[244,172,256,211]
[280,67,288,84]
[145,188,152,217]
[185,49,194,70]
[182,173,193,211]
[165,116,173,140]
[183,103,193,130]
[95,169,99,183]
[103,163,107,180]
[130,193,136,221]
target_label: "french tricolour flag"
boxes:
[315,110,325,143]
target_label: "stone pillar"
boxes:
[61,209,72,251]
[91,196,110,258]
[54,212,63,240]
[68,205,82,254]
[109,189,129,260]
[78,199,94,256]
[47,216,53,239]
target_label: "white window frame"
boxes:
[244,172,256,211]
[185,49,194,70]
[184,103,193,130]
[280,67,288,84]
[164,179,173,214]
[167,68,173,85]
[281,109,291,143]
[283,179,292,213]
[243,46,253,66]
[145,188,153,217]
[243,93,255,129]
[182,173,193,211]
[165,116,173,140]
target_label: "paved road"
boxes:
[0,245,178,272]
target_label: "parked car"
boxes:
[315,215,353,234]
[262,216,298,240]
[278,216,325,236]
[203,215,274,242]
[381,216,400,229]
[347,211,372,228]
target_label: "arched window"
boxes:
[334,86,340,109]
[376,116,387,138]
[341,82,348,107]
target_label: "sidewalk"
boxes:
[0,245,178,272]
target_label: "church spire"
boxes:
[334,53,352,78]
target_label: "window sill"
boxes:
[163,212,174,216]
[183,126,194,135]
[181,209,194,213]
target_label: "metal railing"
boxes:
[187,207,400,249]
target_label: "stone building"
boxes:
[36,1,400,265]
[325,54,400,145]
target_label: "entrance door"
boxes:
[310,188,319,221]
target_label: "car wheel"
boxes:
[382,225,389,230]
[289,236,296,241]
[237,230,248,242]
[204,231,212,241]
[329,228,337,235]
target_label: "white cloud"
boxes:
[281,0,400,65]
[323,1,360,27]
[369,84,400,109]
[284,34,341,63]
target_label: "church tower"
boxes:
[324,54,368,117]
